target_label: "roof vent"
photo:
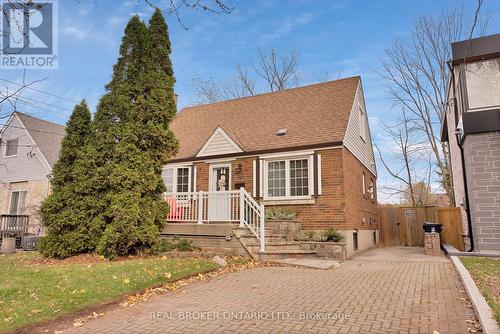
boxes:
[276,128,288,136]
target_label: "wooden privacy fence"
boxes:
[378,206,465,251]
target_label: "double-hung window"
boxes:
[362,172,366,196]
[5,138,18,157]
[9,190,27,214]
[265,157,310,199]
[163,166,191,193]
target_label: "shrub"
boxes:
[294,230,310,241]
[324,229,344,242]
[312,231,327,242]
[294,229,344,242]
[150,237,198,253]
[265,207,297,220]
[176,239,197,251]
[151,239,176,253]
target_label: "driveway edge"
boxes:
[450,256,500,334]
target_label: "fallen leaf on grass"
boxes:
[164,272,172,279]
[119,259,259,307]
[73,320,85,327]
[123,278,130,284]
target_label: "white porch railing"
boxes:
[165,188,265,251]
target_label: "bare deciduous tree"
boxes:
[379,5,489,204]
[144,0,234,29]
[376,109,420,206]
[193,48,333,104]
[254,48,299,92]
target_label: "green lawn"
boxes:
[0,252,219,332]
[461,256,500,323]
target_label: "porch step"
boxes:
[258,249,318,261]
[246,241,303,251]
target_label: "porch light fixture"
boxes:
[235,163,242,174]
[276,128,288,136]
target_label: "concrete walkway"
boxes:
[61,247,478,333]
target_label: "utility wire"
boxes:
[0,78,80,103]
[0,89,70,111]
[0,122,65,136]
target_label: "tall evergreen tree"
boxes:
[39,100,92,258]
[89,12,178,258]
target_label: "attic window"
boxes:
[276,128,288,136]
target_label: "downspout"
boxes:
[448,61,474,252]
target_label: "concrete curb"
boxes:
[450,256,500,334]
[443,244,500,258]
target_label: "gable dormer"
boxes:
[196,126,243,157]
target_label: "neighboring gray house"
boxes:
[0,112,65,231]
[441,33,500,252]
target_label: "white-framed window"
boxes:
[359,106,367,141]
[267,161,286,197]
[176,167,189,192]
[163,166,192,193]
[5,138,19,157]
[290,159,309,196]
[369,179,375,200]
[362,172,366,196]
[264,157,311,199]
[9,190,27,214]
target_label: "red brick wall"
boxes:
[343,147,378,231]
[264,148,346,230]
[191,147,377,231]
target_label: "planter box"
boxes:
[298,241,347,260]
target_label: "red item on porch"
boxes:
[166,197,184,221]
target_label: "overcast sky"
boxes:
[2,0,499,203]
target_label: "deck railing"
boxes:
[0,214,29,239]
[165,188,265,251]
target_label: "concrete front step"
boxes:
[258,249,318,261]
[246,241,303,252]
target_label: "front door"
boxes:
[208,165,231,221]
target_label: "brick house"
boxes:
[441,33,500,252]
[164,76,378,256]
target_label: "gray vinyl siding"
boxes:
[0,114,51,183]
[343,82,377,176]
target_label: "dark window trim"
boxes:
[463,109,500,136]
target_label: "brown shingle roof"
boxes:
[16,112,65,167]
[171,76,360,160]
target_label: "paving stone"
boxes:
[63,247,477,334]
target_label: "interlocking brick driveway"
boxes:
[63,247,477,333]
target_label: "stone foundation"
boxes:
[299,241,347,260]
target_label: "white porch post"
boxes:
[197,191,203,224]
[239,188,244,227]
[260,203,265,252]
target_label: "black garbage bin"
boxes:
[422,222,442,233]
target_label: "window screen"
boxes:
[5,139,18,156]
[290,159,309,196]
[176,167,189,193]
[267,161,286,197]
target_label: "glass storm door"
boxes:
[208,166,231,221]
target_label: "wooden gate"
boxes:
[378,206,464,251]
